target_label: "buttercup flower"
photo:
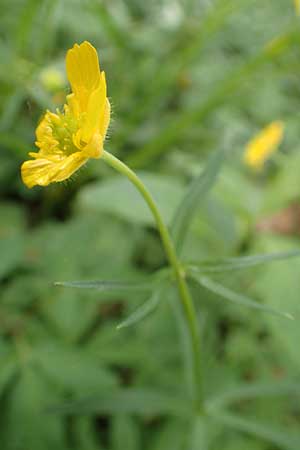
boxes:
[295,0,300,15]
[21,41,110,188]
[244,121,284,170]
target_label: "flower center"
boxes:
[47,107,82,156]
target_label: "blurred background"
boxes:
[1,0,300,449]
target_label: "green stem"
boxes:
[102,150,203,412]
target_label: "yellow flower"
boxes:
[244,121,284,170]
[294,0,300,15]
[21,41,110,188]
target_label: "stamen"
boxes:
[46,108,82,155]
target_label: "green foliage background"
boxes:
[1,0,300,449]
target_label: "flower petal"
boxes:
[66,41,101,111]
[100,98,111,139]
[21,152,88,188]
[80,72,107,143]
[244,121,284,170]
[66,93,80,118]
[82,133,103,159]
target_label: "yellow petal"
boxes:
[244,121,284,170]
[80,72,107,143]
[36,113,53,142]
[294,0,300,15]
[66,93,80,118]
[100,98,111,139]
[21,152,88,188]
[66,41,101,110]
[82,133,103,159]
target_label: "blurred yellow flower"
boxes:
[294,0,300,15]
[21,41,110,188]
[244,121,284,170]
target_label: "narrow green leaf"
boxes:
[186,249,300,274]
[171,149,225,253]
[117,288,163,329]
[189,273,293,320]
[151,420,187,450]
[47,388,189,417]
[111,415,140,450]
[210,412,300,450]
[54,280,153,292]
[73,417,103,450]
[207,380,300,411]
